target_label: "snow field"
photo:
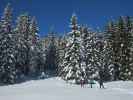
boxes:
[0,77,133,100]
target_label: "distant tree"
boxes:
[96,33,111,81]
[14,14,31,77]
[57,35,67,76]
[45,32,59,75]
[105,16,133,81]
[0,4,17,84]
[118,16,133,80]
[29,16,45,77]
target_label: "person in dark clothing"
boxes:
[98,70,104,88]
[80,79,84,88]
[89,79,95,88]
[99,79,104,88]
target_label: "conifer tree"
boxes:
[96,33,111,81]
[80,26,98,80]
[45,32,59,75]
[106,20,123,80]
[0,4,16,84]
[29,16,39,76]
[29,17,45,76]
[57,35,67,76]
[14,14,31,77]
[118,16,133,80]
[105,16,133,80]
[61,14,87,84]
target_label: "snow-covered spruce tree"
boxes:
[14,14,31,77]
[60,14,87,84]
[105,16,133,81]
[104,20,117,81]
[80,26,99,80]
[45,32,59,75]
[96,33,112,81]
[105,20,121,81]
[29,16,39,76]
[0,4,17,84]
[36,39,46,76]
[29,17,45,77]
[57,35,67,76]
[80,25,111,82]
[117,16,133,80]
[100,32,112,81]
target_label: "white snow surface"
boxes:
[0,77,133,100]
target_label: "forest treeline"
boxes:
[0,4,133,84]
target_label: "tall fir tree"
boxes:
[57,35,67,76]
[105,16,133,81]
[29,17,45,76]
[14,14,31,77]
[80,26,98,80]
[61,14,87,84]
[45,32,59,75]
[96,33,111,81]
[118,16,133,80]
[0,4,17,84]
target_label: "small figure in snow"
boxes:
[98,70,104,88]
[80,78,84,88]
[89,79,95,88]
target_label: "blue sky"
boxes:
[0,0,133,36]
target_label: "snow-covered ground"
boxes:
[0,77,133,100]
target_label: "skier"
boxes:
[89,79,95,88]
[80,78,84,88]
[98,70,104,88]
